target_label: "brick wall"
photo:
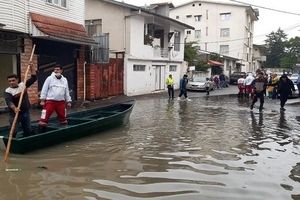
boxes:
[76,46,85,100]
[86,64,96,100]
[20,38,39,105]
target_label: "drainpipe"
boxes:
[83,61,87,102]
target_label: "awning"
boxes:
[30,12,96,46]
[208,60,223,66]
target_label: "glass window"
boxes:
[170,65,177,72]
[174,31,180,51]
[186,30,191,34]
[85,19,102,37]
[46,0,67,8]
[220,28,230,37]
[220,13,231,21]
[195,30,201,38]
[186,15,192,18]
[176,16,179,19]
[220,45,229,54]
[133,65,146,71]
[194,15,201,22]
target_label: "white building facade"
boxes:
[169,0,259,75]
[86,0,193,96]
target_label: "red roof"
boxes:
[30,12,96,45]
[208,60,223,66]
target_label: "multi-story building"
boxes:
[169,0,259,75]
[85,0,193,96]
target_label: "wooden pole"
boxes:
[3,44,36,162]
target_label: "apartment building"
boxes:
[169,0,259,75]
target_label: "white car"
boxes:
[186,77,215,91]
[290,73,299,84]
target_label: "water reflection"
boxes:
[0,97,300,200]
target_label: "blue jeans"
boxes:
[9,110,32,137]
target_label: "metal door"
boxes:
[154,65,165,90]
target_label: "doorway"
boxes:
[154,65,165,91]
[0,54,17,106]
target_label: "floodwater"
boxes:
[0,96,300,200]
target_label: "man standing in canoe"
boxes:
[4,62,37,137]
[39,64,72,127]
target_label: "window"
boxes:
[186,15,192,18]
[133,65,146,71]
[194,15,201,22]
[206,27,208,36]
[220,45,229,54]
[220,13,231,21]
[46,0,67,7]
[174,31,180,51]
[85,19,102,37]
[195,30,201,38]
[206,10,208,20]
[186,30,191,34]
[170,65,177,72]
[176,16,179,19]
[220,28,230,37]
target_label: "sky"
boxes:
[116,0,300,44]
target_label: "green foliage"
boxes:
[265,28,287,68]
[195,60,210,72]
[184,42,198,65]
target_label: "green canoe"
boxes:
[0,100,135,154]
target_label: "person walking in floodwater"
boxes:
[250,72,267,112]
[177,74,191,101]
[277,74,295,111]
[166,74,174,100]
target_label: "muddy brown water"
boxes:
[0,96,300,200]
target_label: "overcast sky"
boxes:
[116,0,300,44]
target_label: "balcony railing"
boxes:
[153,47,169,58]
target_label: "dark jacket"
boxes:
[180,77,188,91]
[4,75,37,113]
[277,76,295,96]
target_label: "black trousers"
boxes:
[251,91,264,109]
[167,86,174,99]
[179,89,187,98]
[280,94,288,108]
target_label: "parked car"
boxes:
[187,77,215,91]
[229,72,246,84]
[289,73,299,84]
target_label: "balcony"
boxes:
[153,47,169,58]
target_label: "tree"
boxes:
[184,42,198,65]
[280,36,300,68]
[265,28,287,68]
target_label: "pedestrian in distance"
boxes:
[219,73,226,88]
[244,73,255,98]
[277,74,295,111]
[166,74,175,100]
[205,78,210,96]
[177,74,191,101]
[4,62,37,137]
[250,72,267,112]
[296,72,300,97]
[39,64,72,127]
[237,75,246,98]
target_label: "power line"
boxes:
[228,0,300,16]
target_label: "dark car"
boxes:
[229,72,246,84]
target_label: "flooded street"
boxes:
[0,96,300,200]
